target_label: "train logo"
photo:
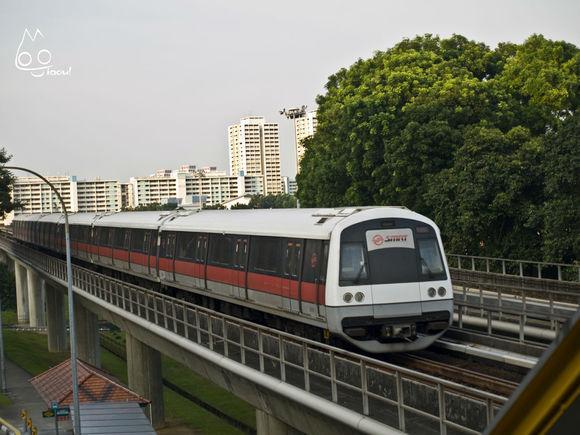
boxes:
[372,234,384,246]
[15,29,71,78]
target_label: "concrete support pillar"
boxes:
[26,267,46,328]
[256,410,294,435]
[45,282,67,352]
[126,333,165,428]
[14,262,29,324]
[74,303,100,367]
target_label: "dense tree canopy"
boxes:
[0,148,16,219]
[297,34,579,262]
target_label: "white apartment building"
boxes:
[120,183,135,210]
[294,110,317,173]
[130,166,263,208]
[76,179,122,212]
[281,176,297,195]
[228,116,282,194]
[11,176,121,217]
[130,173,178,206]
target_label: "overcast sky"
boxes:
[1,0,578,181]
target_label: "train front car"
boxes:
[325,208,453,353]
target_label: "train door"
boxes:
[159,232,176,282]
[233,237,248,299]
[282,239,302,313]
[144,231,153,275]
[194,234,208,289]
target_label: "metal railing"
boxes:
[1,234,506,435]
[447,254,580,283]
[451,282,577,346]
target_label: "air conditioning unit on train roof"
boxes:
[311,208,359,218]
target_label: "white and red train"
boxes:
[12,207,453,352]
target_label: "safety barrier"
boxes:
[447,254,579,283]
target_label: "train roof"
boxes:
[11,207,430,239]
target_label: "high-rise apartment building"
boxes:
[228,116,282,194]
[120,183,135,210]
[11,176,121,216]
[130,165,264,207]
[294,110,317,173]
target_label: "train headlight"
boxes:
[343,292,353,303]
[428,287,436,298]
[354,292,365,302]
[438,287,446,297]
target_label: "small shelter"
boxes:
[30,358,150,411]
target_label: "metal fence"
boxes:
[0,234,506,435]
[447,254,580,283]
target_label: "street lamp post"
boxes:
[280,106,307,208]
[0,290,6,393]
[5,166,82,434]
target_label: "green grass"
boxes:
[3,330,69,375]
[1,310,17,325]
[3,326,255,434]
[0,392,11,407]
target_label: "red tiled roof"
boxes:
[29,359,150,407]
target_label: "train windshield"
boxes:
[418,238,446,280]
[339,220,447,286]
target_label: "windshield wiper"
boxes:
[421,257,434,278]
[353,262,367,284]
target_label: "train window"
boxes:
[208,234,234,267]
[176,232,196,260]
[113,228,126,249]
[340,242,368,285]
[99,227,111,247]
[303,239,328,284]
[160,232,176,259]
[250,236,282,275]
[131,229,145,253]
[417,238,446,281]
[195,235,208,263]
[283,239,302,278]
[234,237,248,269]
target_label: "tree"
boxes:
[541,112,580,262]
[297,34,579,261]
[248,194,297,209]
[0,148,16,219]
[126,202,178,211]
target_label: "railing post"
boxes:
[223,318,228,357]
[538,263,542,279]
[240,325,246,364]
[258,329,264,372]
[438,384,447,435]
[396,371,405,432]
[361,361,369,415]
[330,350,338,403]
[303,343,310,392]
[279,335,286,382]
[519,262,523,277]
[557,265,562,281]
[471,257,475,271]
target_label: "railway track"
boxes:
[387,352,521,397]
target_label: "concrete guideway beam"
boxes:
[26,267,46,328]
[126,334,165,428]
[74,302,101,367]
[45,282,68,352]
[257,409,301,435]
[78,293,402,435]
[14,261,29,324]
